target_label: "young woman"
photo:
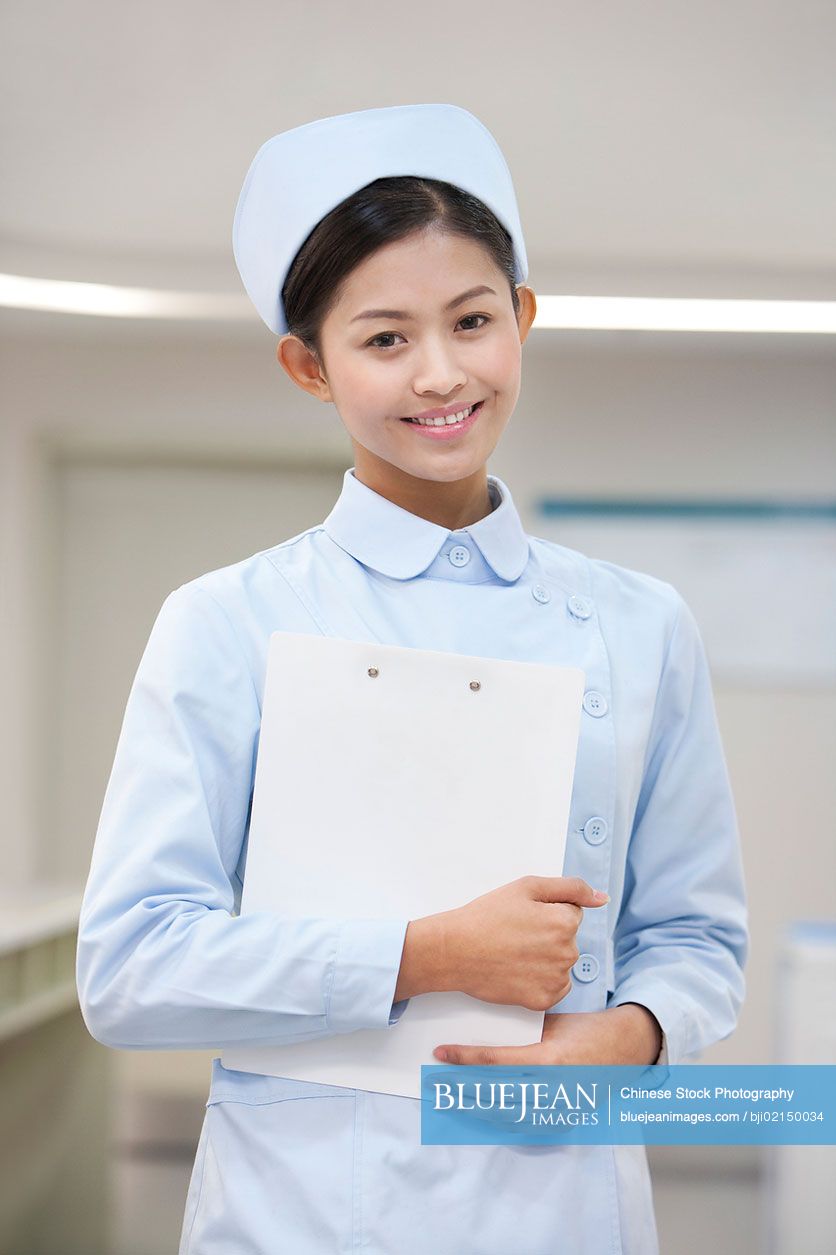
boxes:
[76,103,748,1254]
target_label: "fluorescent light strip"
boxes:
[0,274,250,320]
[1,273,835,334]
[535,294,836,334]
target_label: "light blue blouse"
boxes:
[76,468,748,1254]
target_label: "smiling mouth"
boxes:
[401,401,481,427]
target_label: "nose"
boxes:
[411,335,468,400]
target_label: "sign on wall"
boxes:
[534,499,836,686]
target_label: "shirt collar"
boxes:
[322,468,530,582]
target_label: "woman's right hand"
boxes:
[394,876,609,1009]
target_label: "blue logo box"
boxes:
[420,1065,836,1145]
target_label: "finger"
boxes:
[433,1041,549,1066]
[526,875,609,908]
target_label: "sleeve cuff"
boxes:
[326,918,411,1034]
[608,989,677,1064]
[388,997,410,1026]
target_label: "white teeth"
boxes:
[408,403,476,426]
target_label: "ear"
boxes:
[515,286,537,345]
[275,335,334,403]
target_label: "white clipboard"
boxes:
[222,633,585,1098]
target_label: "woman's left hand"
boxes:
[432,1003,663,1067]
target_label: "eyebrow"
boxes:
[349,285,497,323]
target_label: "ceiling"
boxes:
[2,0,835,301]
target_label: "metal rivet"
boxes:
[469,680,481,691]
[367,666,379,678]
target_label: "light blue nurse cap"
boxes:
[232,103,528,335]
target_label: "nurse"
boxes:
[76,103,748,1254]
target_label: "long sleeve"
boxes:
[607,591,748,1064]
[76,583,410,1051]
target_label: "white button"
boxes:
[567,595,592,620]
[449,546,471,567]
[582,690,608,717]
[573,953,600,983]
[582,816,609,845]
[532,583,551,603]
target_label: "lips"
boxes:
[401,401,480,427]
[403,399,479,422]
[400,399,484,440]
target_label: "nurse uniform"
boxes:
[76,104,748,1255]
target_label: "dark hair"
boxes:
[281,176,521,367]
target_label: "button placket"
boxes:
[559,586,614,1011]
[568,823,610,995]
[517,566,613,1014]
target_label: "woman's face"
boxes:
[278,227,536,506]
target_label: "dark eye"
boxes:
[459,314,491,331]
[367,332,405,349]
[366,314,491,351]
